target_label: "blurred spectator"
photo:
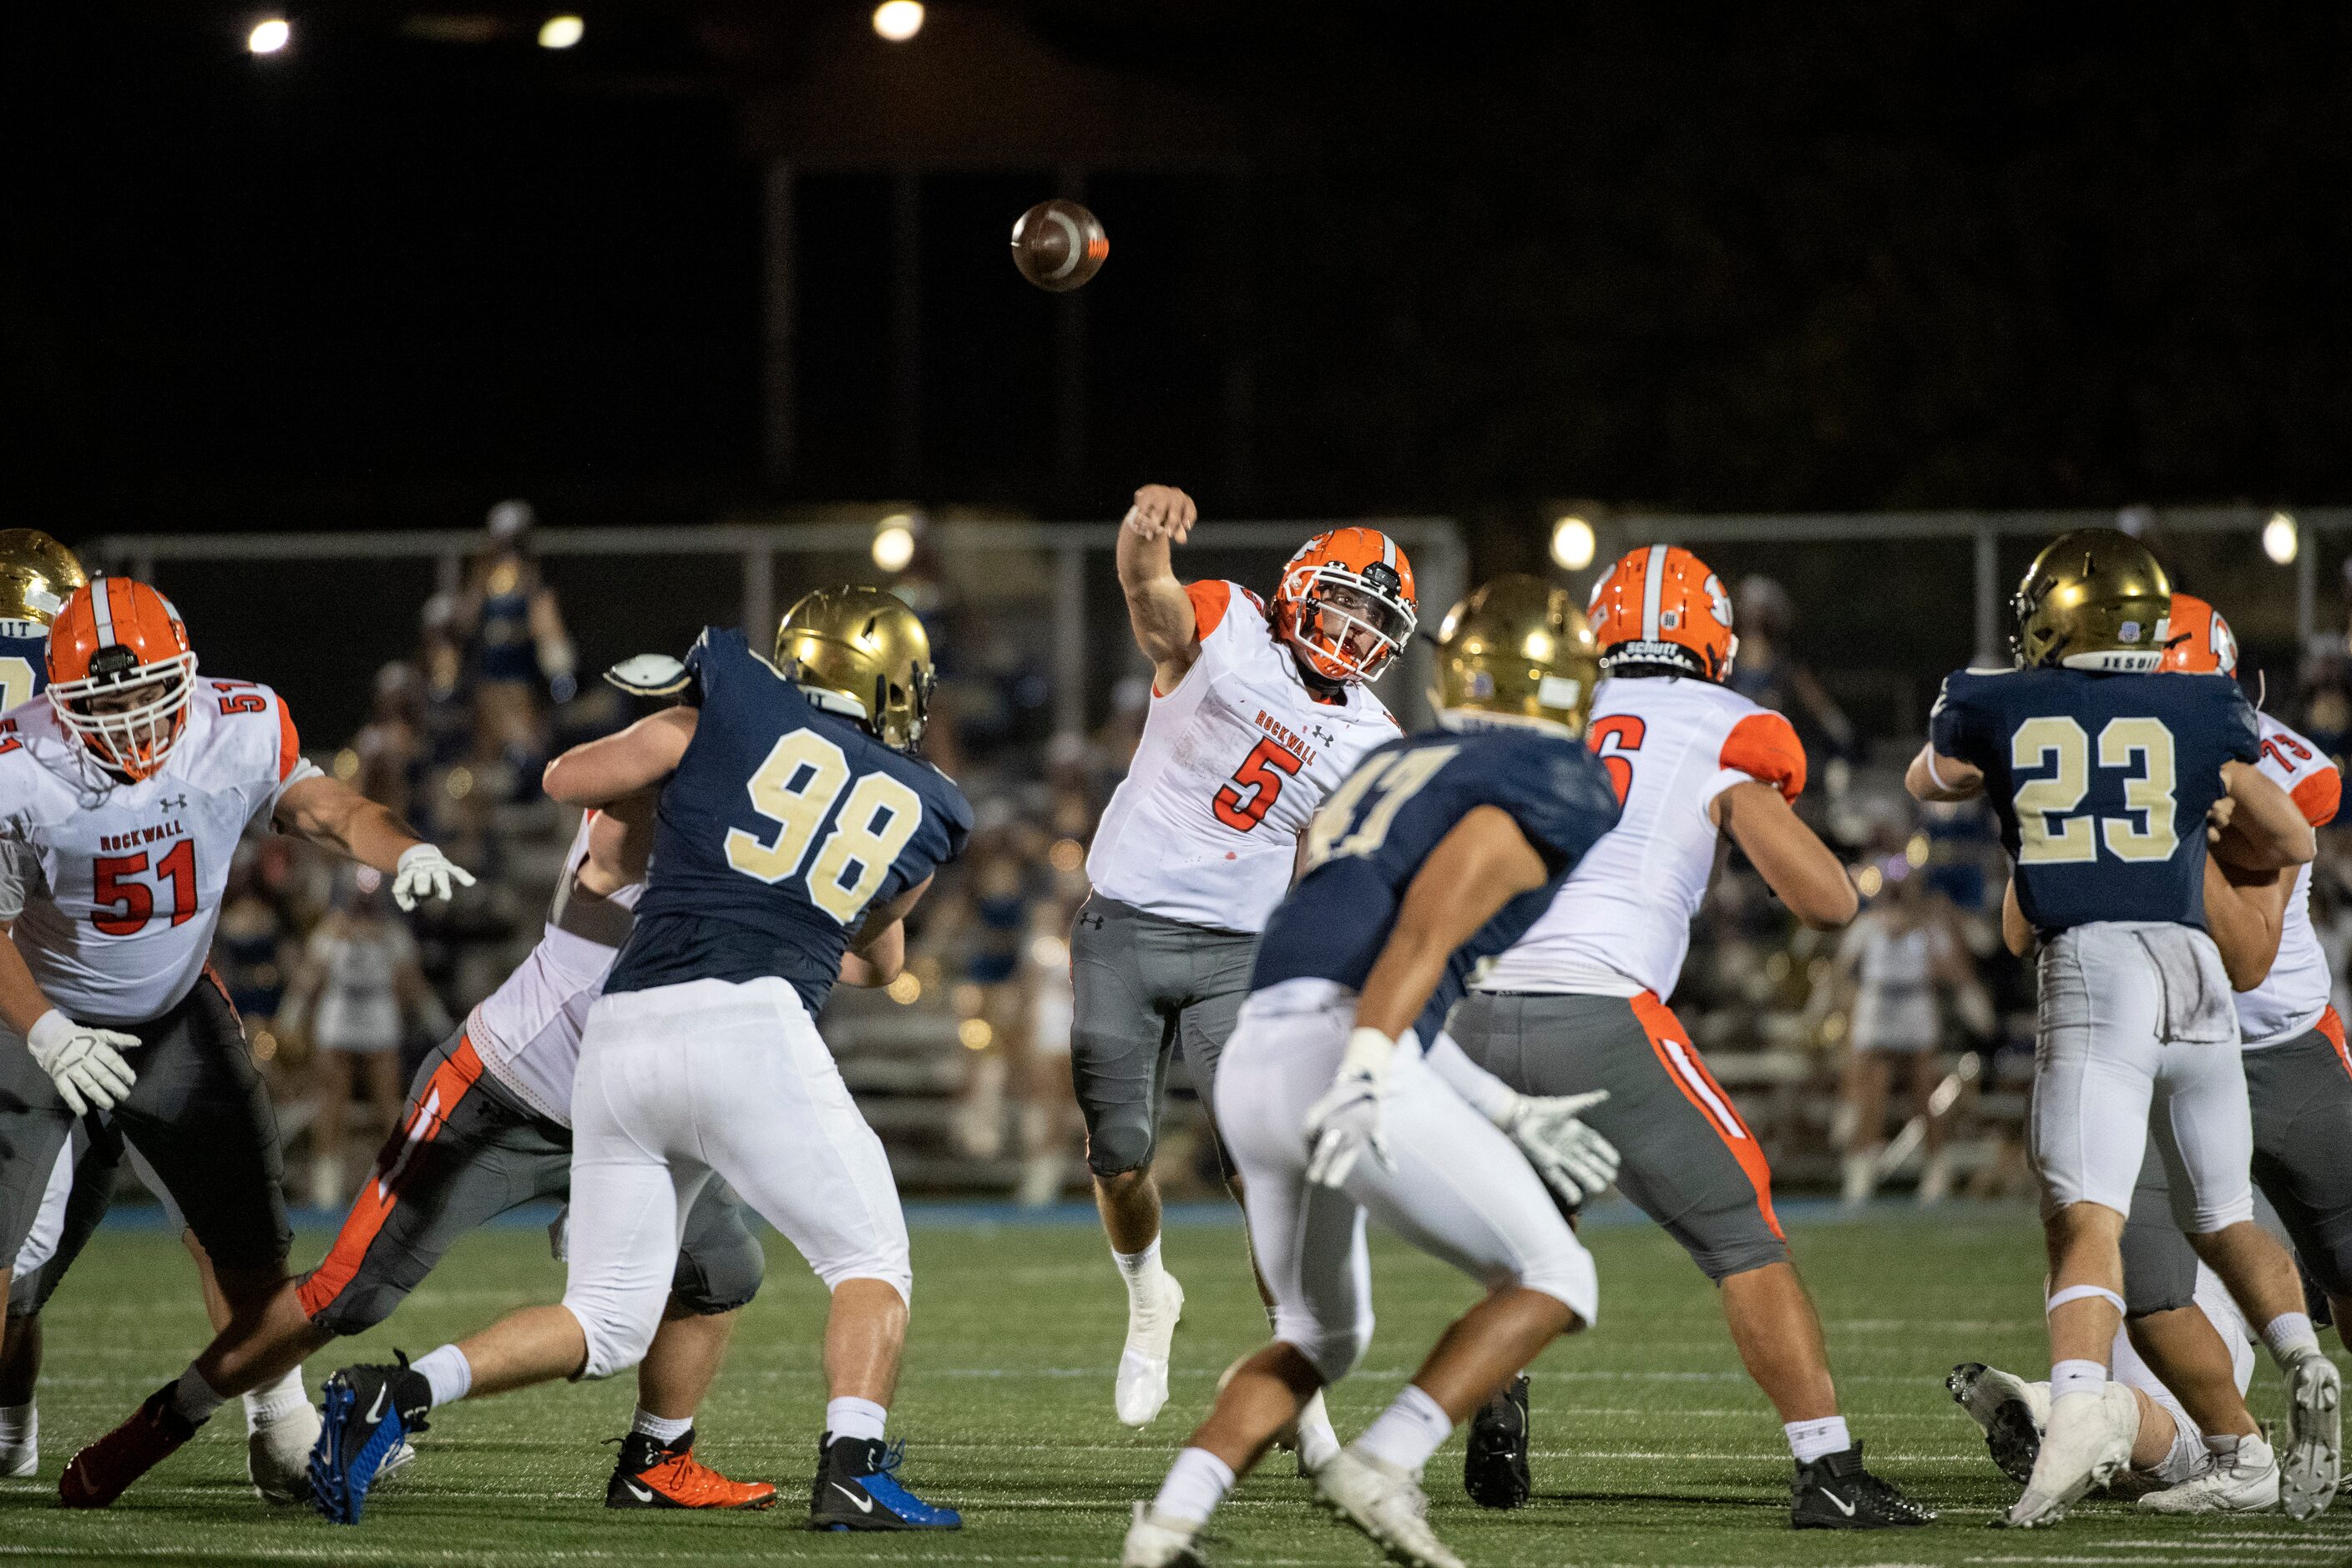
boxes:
[1732,574,1857,767]
[352,661,428,824]
[282,869,444,1208]
[454,499,576,783]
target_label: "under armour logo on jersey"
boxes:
[1308,723,1336,746]
[158,794,186,810]
[1078,911,1105,931]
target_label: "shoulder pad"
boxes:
[604,654,691,697]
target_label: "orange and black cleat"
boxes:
[605,1429,777,1510]
[60,1381,202,1508]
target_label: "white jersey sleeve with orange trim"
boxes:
[466,811,644,1125]
[2238,714,2338,1049]
[1479,677,1805,999]
[1086,579,1401,933]
[0,680,314,1024]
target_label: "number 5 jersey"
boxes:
[1087,579,1399,933]
[0,680,320,1026]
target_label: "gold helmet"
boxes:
[2012,527,2172,673]
[775,585,935,751]
[0,531,87,627]
[1429,573,1602,738]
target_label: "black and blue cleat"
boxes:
[308,1358,432,1525]
[807,1434,961,1530]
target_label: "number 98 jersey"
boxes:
[1251,726,1621,1044]
[1930,666,2258,933]
[604,627,973,1018]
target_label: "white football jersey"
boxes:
[1088,580,1399,933]
[2237,713,2338,1050]
[0,680,321,1025]
[467,812,643,1125]
[1479,675,1807,999]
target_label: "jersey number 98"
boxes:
[725,730,923,924]
[2011,716,2177,865]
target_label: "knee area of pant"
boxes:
[1514,1246,1601,1329]
[818,1261,913,1309]
[671,1238,766,1317]
[1085,1124,1154,1180]
[1691,1234,1792,1285]
[305,1290,398,1338]
[1274,1313,1371,1384]
[568,1299,660,1382]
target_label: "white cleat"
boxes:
[1999,1383,2139,1530]
[1,1422,33,1479]
[1295,1388,1343,1478]
[2281,1346,2342,1520]
[249,1399,324,1505]
[1115,1273,1185,1428]
[1122,1501,1209,1567]
[1947,1362,2051,1485]
[1311,1447,1465,1568]
[2137,1434,2281,1515]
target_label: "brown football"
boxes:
[1011,200,1108,292]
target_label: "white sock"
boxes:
[1783,1414,1851,1464]
[411,1344,473,1409]
[1354,1383,1454,1474]
[0,1401,34,1447]
[825,1395,888,1445]
[1114,1239,1165,1296]
[2263,1312,2321,1364]
[244,1364,307,1432]
[169,1365,229,1426]
[2051,1358,2106,1401]
[1151,1445,1236,1525]
[631,1407,694,1445]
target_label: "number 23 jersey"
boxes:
[1087,580,1399,934]
[604,627,973,1017]
[1930,666,2258,933]
[0,680,319,1025]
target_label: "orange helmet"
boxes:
[2159,591,2238,676]
[1272,527,1417,684]
[1586,544,1737,681]
[45,578,199,781]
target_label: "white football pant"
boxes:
[561,976,910,1379]
[1214,978,1598,1385]
[2032,923,2254,1230]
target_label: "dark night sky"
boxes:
[5,2,2351,538]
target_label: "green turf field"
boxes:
[3,1203,2348,1566]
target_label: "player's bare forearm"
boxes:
[0,927,57,1037]
[2216,761,2316,870]
[2203,854,2288,991]
[544,707,697,807]
[274,776,423,871]
[1714,781,1857,928]
[840,921,905,988]
[1905,746,1982,802]
[1353,807,1550,1039]
[1115,484,1201,687]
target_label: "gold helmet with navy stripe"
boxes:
[0,530,87,627]
[2013,528,2172,673]
[776,585,934,752]
[1430,573,1601,738]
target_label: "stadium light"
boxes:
[873,1,924,42]
[872,514,918,573]
[248,18,291,53]
[2263,510,2299,565]
[538,15,584,48]
[1550,515,1596,572]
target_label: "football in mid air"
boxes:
[1011,200,1108,292]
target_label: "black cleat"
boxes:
[807,1434,960,1530]
[1790,1443,1935,1529]
[605,1429,778,1510]
[308,1358,432,1525]
[1463,1373,1532,1510]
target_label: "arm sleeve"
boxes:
[1927,675,1984,769]
[260,692,327,820]
[2293,766,2341,829]
[1176,581,1257,680]
[1700,709,1808,814]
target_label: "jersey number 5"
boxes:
[725,729,924,925]
[1212,738,1303,832]
[2011,716,2177,865]
[91,841,198,936]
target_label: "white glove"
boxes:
[1498,1089,1621,1209]
[391,844,476,912]
[27,1009,139,1115]
[1303,1027,1399,1189]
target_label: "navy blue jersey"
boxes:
[1252,726,1622,1044]
[1930,666,2258,933]
[605,628,972,1014]
[0,619,50,710]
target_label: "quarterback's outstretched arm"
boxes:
[1115,483,1204,694]
[544,706,698,807]
[1712,781,1858,929]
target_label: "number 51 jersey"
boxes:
[604,627,973,1019]
[0,680,319,1026]
[1251,726,1622,1044]
[1088,580,1399,934]
[1930,666,2258,933]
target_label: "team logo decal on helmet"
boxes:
[2157,591,2237,677]
[45,578,200,781]
[1272,528,1418,685]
